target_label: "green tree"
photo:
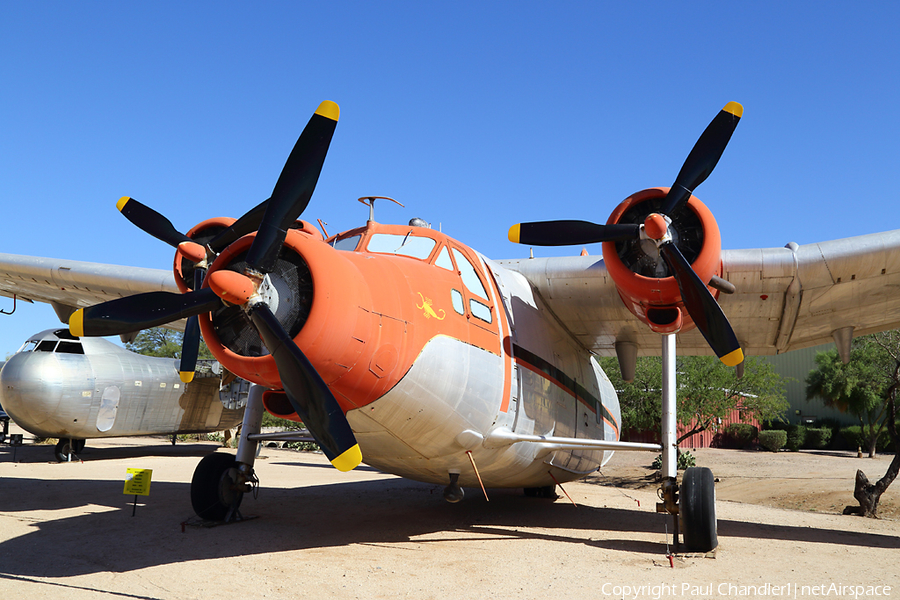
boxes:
[125,327,215,359]
[599,355,788,444]
[806,332,900,517]
[806,342,889,458]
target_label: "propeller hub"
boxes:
[643,213,669,241]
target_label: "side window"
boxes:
[17,340,38,353]
[451,289,465,315]
[469,299,492,323]
[435,246,454,271]
[451,249,488,299]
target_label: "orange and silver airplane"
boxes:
[2,100,899,552]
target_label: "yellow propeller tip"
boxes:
[508,224,521,244]
[720,348,744,367]
[68,309,85,337]
[179,371,195,383]
[116,196,131,212]
[723,101,743,118]
[331,444,362,472]
[316,100,340,122]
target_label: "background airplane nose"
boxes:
[0,353,88,438]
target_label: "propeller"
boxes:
[70,100,361,471]
[507,102,744,366]
[178,268,207,383]
[116,196,207,263]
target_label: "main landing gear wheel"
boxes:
[55,438,85,462]
[191,452,244,521]
[681,466,717,552]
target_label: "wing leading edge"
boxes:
[0,253,182,329]
[499,228,900,358]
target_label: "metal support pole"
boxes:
[660,333,680,551]
[661,334,677,480]
[235,384,265,470]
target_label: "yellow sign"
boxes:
[123,468,153,496]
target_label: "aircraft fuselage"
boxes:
[0,330,244,440]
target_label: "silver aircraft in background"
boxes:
[0,329,247,461]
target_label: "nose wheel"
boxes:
[54,438,85,462]
[190,384,265,522]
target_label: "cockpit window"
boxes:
[35,340,57,352]
[435,246,454,271]
[332,235,361,251]
[17,340,38,353]
[451,249,488,300]
[56,341,85,354]
[367,233,436,260]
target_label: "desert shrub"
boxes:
[785,425,807,451]
[759,430,787,452]
[803,427,832,449]
[840,426,893,453]
[724,423,759,448]
[652,450,696,470]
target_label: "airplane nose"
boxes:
[0,352,89,438]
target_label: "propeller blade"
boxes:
[508,220,640,246]
[69,288,221,338]
[117,196,192,248]
[178,268,207,383]
[660,102,742,215]
[207,198,270,254]
[245,101,339,273]
[248,302,361,472]
[658,242,743,366]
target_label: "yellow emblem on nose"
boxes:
[417,292,446,320]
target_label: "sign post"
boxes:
[124,468,152,516]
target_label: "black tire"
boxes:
[191,452,243,521]
[72,439,86,453]
[681,466,717,552]
[55,438,75,462]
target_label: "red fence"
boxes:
[622,406,761,449]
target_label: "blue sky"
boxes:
[0,3,898,356]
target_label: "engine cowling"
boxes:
[601,187,722,335]
[196,223,371,400]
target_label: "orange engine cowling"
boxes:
[172,217,237,293]
[195,222,375,412]
[601,187,722,334]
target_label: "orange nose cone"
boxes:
[644,213,668,240]
[208,270,256,305]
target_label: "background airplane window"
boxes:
[451,249,488,299]
[56,341,85,354]
[17,340,38,353]
[451,289,464,315]
[435,246,454,270]
[36,340,57,352]
[367,233,436,260]
[332,235,361,251]
[470,299,492,323]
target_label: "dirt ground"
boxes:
[1,428,898,600]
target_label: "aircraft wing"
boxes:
[0,252,183,329]
[499,229,900,358]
